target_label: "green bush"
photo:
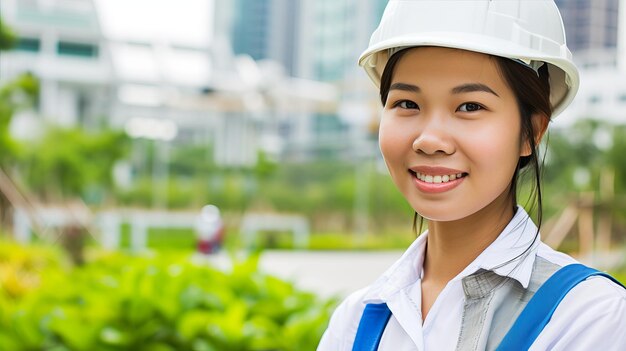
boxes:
[0,243,336,350]
[307,232,415,251]
[18,126,129,202]
[115,157,414,236]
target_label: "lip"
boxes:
[409,166,467,194]
[409,166,465,176]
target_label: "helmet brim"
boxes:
[359,32,579,118]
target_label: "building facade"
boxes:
[0,0,228,129]
[229,0,387,160]
[555,0,621,69]
[231,0,386,82]
[231,0,301,77]
[553,0,626,126]
[0,0,266,168]
[0,0,112,128]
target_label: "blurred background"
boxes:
[1,0,626,349]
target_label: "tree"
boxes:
[19,126,129,203]
[0,73,39,166]
[0,16,17,50]
[0,17,39,167]
[0,18,40,230]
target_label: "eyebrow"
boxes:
[451,83,499,97]
[389,82,421,93]
[389,82,499,97]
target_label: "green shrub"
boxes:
[0,243,336,350]
[307,232,415,251]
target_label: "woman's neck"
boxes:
[422,192,516,285]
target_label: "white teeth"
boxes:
[415,171,464,183]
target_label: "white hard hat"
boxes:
[359,0,580,117]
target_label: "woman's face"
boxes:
[379,47,526,222]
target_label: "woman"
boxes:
[317,1,626,350]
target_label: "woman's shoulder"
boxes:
[533,243,626,349]
[537,241,626,299]
[561,262,626,309]
[535,273,626,349]
[536,242,578,267]
[333,287,371,318]
[317,287,370,350]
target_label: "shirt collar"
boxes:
[363,206,540,303]
[362,231,427,303]
[457,206,540,289]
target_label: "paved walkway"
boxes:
[205,250,404,298]
[258,250,404,298]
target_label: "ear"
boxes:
[520,113,549,157]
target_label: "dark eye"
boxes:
[397,100,419,109]
[458,102,483,112]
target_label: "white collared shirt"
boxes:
[317,207,626,350]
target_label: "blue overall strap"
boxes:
[352,303,392,351]
[496,263,626,351]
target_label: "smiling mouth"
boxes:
[410,170,468,184]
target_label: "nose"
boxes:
[411,114,455,156]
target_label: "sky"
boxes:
[94,0,214,48]
[93,0,215,87]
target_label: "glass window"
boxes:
[57,41,98,58]
[16,37,40,52]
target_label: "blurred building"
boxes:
[555,0,620,69]
[554,0,626,126]
[0,0,267,168]
[231,0,386,82]
[0,0,112,129]
[229,0,386,161]
[302,0,368,81]
[232,0,301,77]
[0,0,222,127]
[556,0,620,50]
[301,0,386,160]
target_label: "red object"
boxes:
[197,226,225,254]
